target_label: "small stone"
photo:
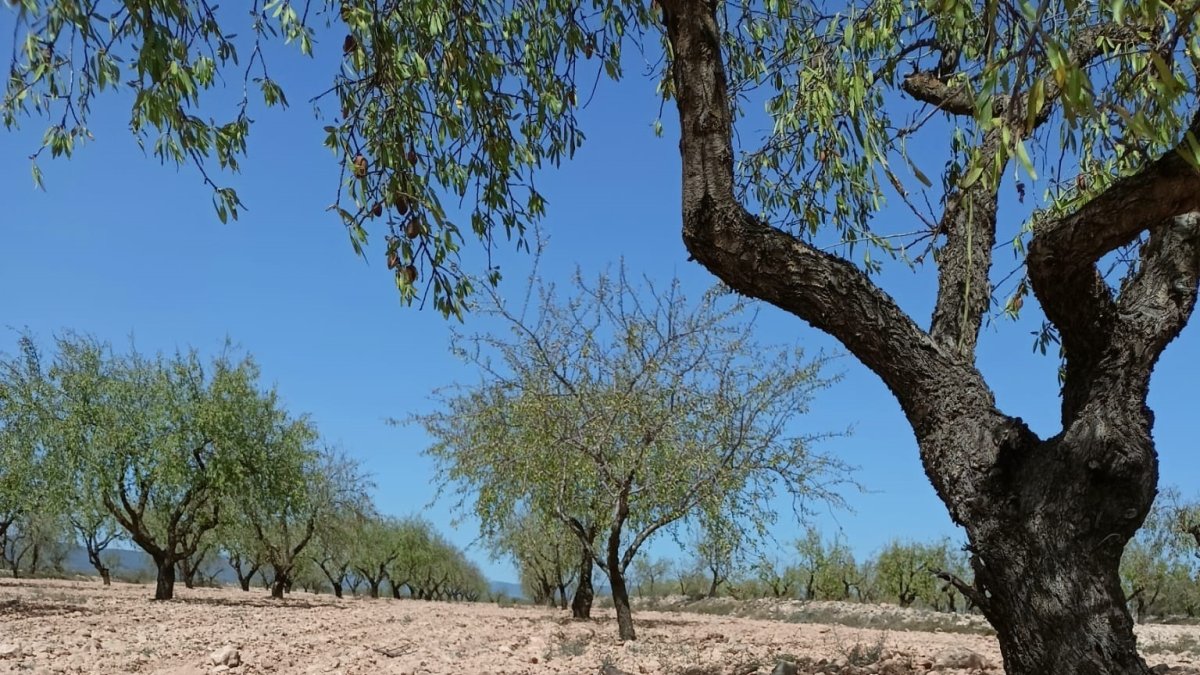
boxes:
[770,660,798,675]
[210,667,230,675]
[932,647,988,671]
[0,644,21,658]
[209,645,241,667]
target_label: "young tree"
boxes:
[630,556,672,599]
[9,1,1200,670]
[0,337,67,583]
[309,507,361,599]
[421,270,846,640]
[688,517,742,599]
[490,510,579,609]
[350,516,401,599]
[1121,489,1199,622]
[69,496,122,586]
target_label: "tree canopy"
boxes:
[419,268,848,638]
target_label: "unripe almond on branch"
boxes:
[405,217,422,239]
[352,154,368,177]
[402,265,418,284]
[343,35,358,55]
[371,202,383,218]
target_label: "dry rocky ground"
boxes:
[1,578,1199,675]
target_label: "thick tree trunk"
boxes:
[570,548,594,619]
[154,559,176,601]
[331,581,343,598]
[657,0,1200,671]
[271,574,288,600]
[368,580,381,598]
[558,583,568,610]
[607,547,635,641]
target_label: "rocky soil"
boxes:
[1,578,1198,675]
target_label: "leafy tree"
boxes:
[350,515,401,599]
[687,517,742,598]
[68,492,122,586]
[489,509,579,608]
[793,527,860,601]
[309,505,363,599]
[229,427,365,598]
[1121,488,1199,622]
[9,0,1200,669]
[2,509,68,578]
[630,556,672,599]
[0,336,67,582]
[748,554,802,600]
[872,539,965,610]
[219,516,267,593]
[421,270,846,640]
[46,334,284,599]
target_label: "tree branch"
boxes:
[660,0,983,439]
[1028,112,1200,423]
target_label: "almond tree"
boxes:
[48,335,281,600]
[420,270,846,640]
[489,509,580,608]
[8,1,1200,670]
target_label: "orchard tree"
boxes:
[489,509,579,608]
[687,516,742,598]
[309,505,363,599]
[350,515,402,599]
[0,337,63,580]
[630,556,672,599]
[421,270,846,640]
[8,0,1200,670]
[793,527,860,601]
[1120,488,1199,621]
[47,334,284,599]
[67,482,123,586]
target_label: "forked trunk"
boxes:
[928,411,1158,675]
[154,559,176,601]
[570,548,594,619]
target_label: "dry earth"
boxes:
[1,578,1198,675]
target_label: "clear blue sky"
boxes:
[1,16,1196,584]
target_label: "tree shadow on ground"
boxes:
[0,598,94,620]
[173,595,347,610]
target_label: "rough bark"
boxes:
[271,573,289,600]
[657,1,1200,673]
[153,557,176,601]
[607,537,635,641]
[570,545,594,619]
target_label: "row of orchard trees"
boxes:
[0,334,486,602]
[625,489,1200,622]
